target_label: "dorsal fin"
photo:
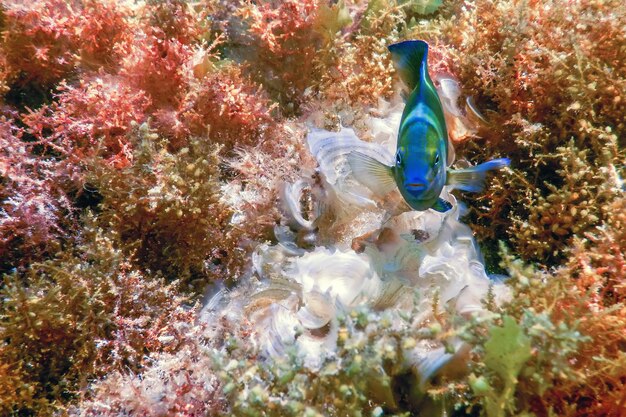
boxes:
[388,40,429,91]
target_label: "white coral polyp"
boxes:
[252,248,383,368]
[296,290,335,329]
[291,247,382,312]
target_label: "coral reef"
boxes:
[0,0,624,416]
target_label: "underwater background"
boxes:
[0,0,624,416]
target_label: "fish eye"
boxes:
[396,151,402,166]
[434,153,440,165]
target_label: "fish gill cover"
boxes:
[0,0,624,416]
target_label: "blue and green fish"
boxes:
[348,40,509,212]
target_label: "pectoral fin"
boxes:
[431,198,453,212]
[447,158,510,192]
[347,151,396,197]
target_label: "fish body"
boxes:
[348,40,509,212]
[393,39,448,210]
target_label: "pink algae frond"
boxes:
[180,64,277,149]
[75,0,135,71]
[239,0,318,53]
[2,0,80,86]
[23,76,150,168]
[235,0,323,109]
[0,115,72,271]
[141,0,203,45]
[2,0,135,86]
[120,34,193,108]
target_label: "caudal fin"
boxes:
[446,158,510,192]
[388,40,428,91]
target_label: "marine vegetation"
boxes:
[408,0,625,267]
[0,0,624,416]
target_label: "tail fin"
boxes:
[446,158,510,192]
[388,40,428,91]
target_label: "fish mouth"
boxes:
[406,182,427,189]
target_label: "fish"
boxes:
[347,40,510,212]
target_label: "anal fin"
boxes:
[431,198,453,213]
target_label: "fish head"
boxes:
[395,126,446,202]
